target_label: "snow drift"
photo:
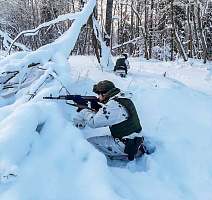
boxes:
[0,55,212,200]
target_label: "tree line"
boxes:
[0,0,211,63]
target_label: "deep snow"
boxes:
[0,55,212,200]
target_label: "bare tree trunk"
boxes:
[130,1,134,56]
[197,4,207,63]
[87,28,91,55]
[149,0,154,59]
[82,26,89,55]
[136,2,140,38]
[105,0,113,47]
[192,4,201,59]
[120,3,123,53]
[100,0,104,35]
[144,0,149,60]
[174,30,188,61]
[111,0,118,50]
[117,2,121,55]
[71,0,75,13]
[187,5,193,58]
[170,0,174,61]
[1,37,4,50]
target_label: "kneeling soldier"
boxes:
[73,80,149,161]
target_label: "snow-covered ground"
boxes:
[0,51,6,61]
[0,55,212,200]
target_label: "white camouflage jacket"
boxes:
[73,91,142,139]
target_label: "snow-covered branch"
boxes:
[0,30,29,52]
[8,12,80,55]
[112,37,141,50]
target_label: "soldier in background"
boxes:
[114,54,130,78]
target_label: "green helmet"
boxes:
[93,80,115,94]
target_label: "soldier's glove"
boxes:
[73,118,86,129]
[73,109,91,129]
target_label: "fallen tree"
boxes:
[0,0,112,100]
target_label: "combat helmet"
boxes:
[93,80,115,94]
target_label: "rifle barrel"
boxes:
[43,96,68,100]
[43,95,98,100]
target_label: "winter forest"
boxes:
[0,0,212,200]
[0,0,212,63]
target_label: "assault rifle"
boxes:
[43,94,101,112]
